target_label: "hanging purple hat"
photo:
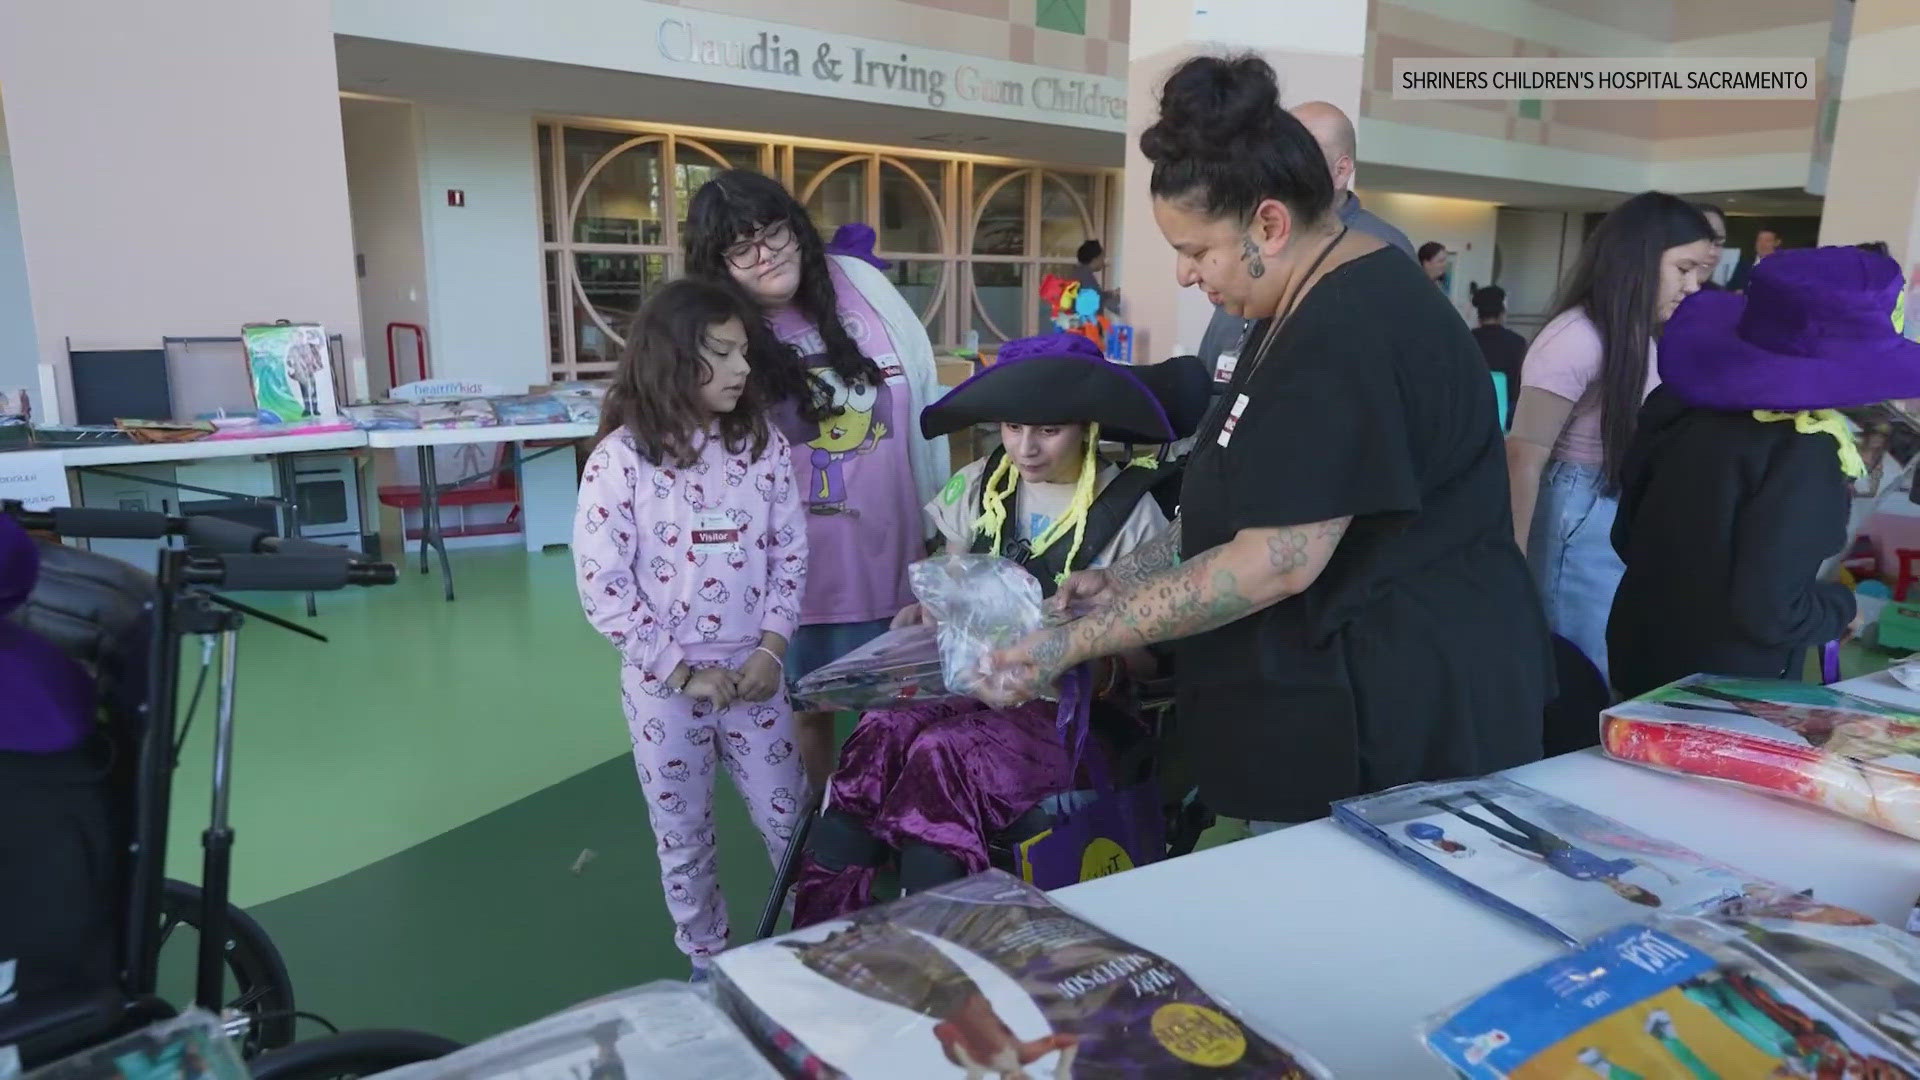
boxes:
[1660,245,1920,411]
[825,223,890,270]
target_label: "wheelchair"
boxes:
[0,503,461,1077]
[753,671,1213,939]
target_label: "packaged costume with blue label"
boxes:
[1425,894,1920,1078]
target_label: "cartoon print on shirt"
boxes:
[695,613,722,641]
[799,368,893,511]
[653,521,681,546]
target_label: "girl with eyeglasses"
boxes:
[684,170,948,791]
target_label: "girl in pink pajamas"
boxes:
[573,279,808,977]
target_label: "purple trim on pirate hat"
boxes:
[1660,245,1920,411]
[826,223,890,270]
[920,332,1179,444]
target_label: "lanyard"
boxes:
[1198,225,1350,447]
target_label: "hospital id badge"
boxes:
[1213,346,1240,384]
[1217,394,1249,447]
[691,513,740,551]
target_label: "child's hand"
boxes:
[891,602,935,630]
[684,668,740,710]
[736,650,783,703]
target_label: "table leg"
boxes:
[419,445,455,601]
[270,453,318,618]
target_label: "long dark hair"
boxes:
[599,278,770,469]
[1550,191,1713,494]
[684,170,881,424]
[1139,55,1334,226]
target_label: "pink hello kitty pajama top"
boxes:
[573,425,809,963]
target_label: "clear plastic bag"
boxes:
[790,555,1048,712]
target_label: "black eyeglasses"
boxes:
[724,221,796,270]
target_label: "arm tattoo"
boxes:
[1107,517,1181,591]
[1044,545,1254,675]
[1266,518,1350,574]
[1241,236,1266,279]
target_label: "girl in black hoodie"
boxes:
[1608,246,1920,699]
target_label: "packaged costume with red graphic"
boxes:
[716,870,1330,1079]
[1603,674,1920,840]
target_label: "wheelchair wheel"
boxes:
[159,879,297,1054]
[248,1029,463,1080]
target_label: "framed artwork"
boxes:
[241,322,337,422]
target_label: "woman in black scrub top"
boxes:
[980,55,1552,829]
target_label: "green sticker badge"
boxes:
[940,472,968,505]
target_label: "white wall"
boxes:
[0,0,361,419]
[342,98,431,397]
[416,106,546,391]
[1492,207,1585,337]
[0,94,39,397]
[1355,190,1499,323]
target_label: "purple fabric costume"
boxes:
[0,515,93,754]
[793,697,1072,926]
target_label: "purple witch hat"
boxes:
[825,223,890,270]
[1659,245,1920,411]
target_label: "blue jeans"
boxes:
[1527,461,1623,689]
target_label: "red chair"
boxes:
[1896,549,1920,601]
[377,444,522,545]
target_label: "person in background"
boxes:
[1418,241,1451,289]
[1195,100,1413,378]
[1470,283,1525,425]
[981,54,1549,833]
[1073,239,1105,293]
[1608,247,1920,698]
[684,171,949,790]
[1505,192,1716,687]
[572,279,808,977]
[1727,224,1781,292]
[1694,203,1727,290]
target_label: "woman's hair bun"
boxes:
[1141,54,1283,166]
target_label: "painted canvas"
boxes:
[241,322,337,422]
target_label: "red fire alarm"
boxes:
[447,189,465,207]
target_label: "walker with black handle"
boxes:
[0,502,461,1078]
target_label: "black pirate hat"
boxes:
[921,333,1208,445]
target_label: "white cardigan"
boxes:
[829,254,951,535]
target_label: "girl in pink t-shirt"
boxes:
[683,170,947,789]
[1504,193,1716,688]
[573,278,808,975]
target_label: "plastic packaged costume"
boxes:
[1423,892,1920,1078]
[1603,675,1920,841]
[717,870,1330,1079]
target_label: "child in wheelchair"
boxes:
[792,333,1206,926]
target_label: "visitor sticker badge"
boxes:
[1217,394,1249,447]
[1213,346,1240,384]
[691,513,741,551]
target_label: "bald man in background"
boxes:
[1195,101,1416,378]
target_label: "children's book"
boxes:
[488,394,571,427]
[714,870,1329,1079]
[1603,674,1920,841]
[1333,777,1772,946]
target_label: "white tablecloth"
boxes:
[1053,673,1920,1077]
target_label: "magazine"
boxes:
[1332,777,1770,945]
[374,982,778,1080]
[713,869,1330,1079]
[344,403,422,431]
[23,1010,249,1080]
[1602,674,1920,841]
[1422,902,1920,1078]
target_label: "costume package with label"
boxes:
[714,870,1329,1079]
[1603,674,1920,840]
[22,1011,249,1080]
[1334,777,1769,946]
[792,555,1047,712]
[1423,893,1920,1079]
[374,982,779,1080]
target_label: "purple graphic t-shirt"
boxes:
[767,262,921,625]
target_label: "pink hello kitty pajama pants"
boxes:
[621,651,805,964]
